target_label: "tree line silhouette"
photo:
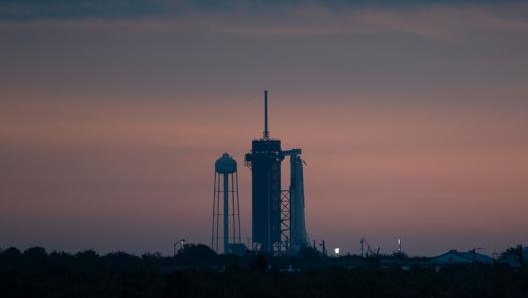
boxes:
[1,245,527,298]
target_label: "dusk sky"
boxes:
[1,0,527,257]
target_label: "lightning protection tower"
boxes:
[212,153,241,254]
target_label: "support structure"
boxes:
[245,139,283,253]
[246,90,309,255]
[212,153,242,254]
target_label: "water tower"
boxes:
[211,153,241,254]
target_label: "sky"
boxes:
[1,0,527,257]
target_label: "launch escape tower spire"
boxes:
[245,90,308,254]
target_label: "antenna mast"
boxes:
[263,90,270,139]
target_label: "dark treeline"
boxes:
[1,245,528,298]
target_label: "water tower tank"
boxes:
[215,153,237,174]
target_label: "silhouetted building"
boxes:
[431,249,493,268]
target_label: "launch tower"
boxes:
[245,90,308,254]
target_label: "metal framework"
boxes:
[273,190,290,255]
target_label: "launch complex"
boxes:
[212,90,309,255]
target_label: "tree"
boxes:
[1,246,21,259]
[499,245,526,267]
[23,246,47,259]
[75,249,99,259]
[176,243,218,267]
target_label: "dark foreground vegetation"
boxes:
[1,245,527,298]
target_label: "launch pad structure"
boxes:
[245,90,309,255]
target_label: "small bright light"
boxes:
[334,248,340,255]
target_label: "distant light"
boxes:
[334,248,340,255]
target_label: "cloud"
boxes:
[1,1,528,39]
[0,0,167,20]
[215,2,528,39]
